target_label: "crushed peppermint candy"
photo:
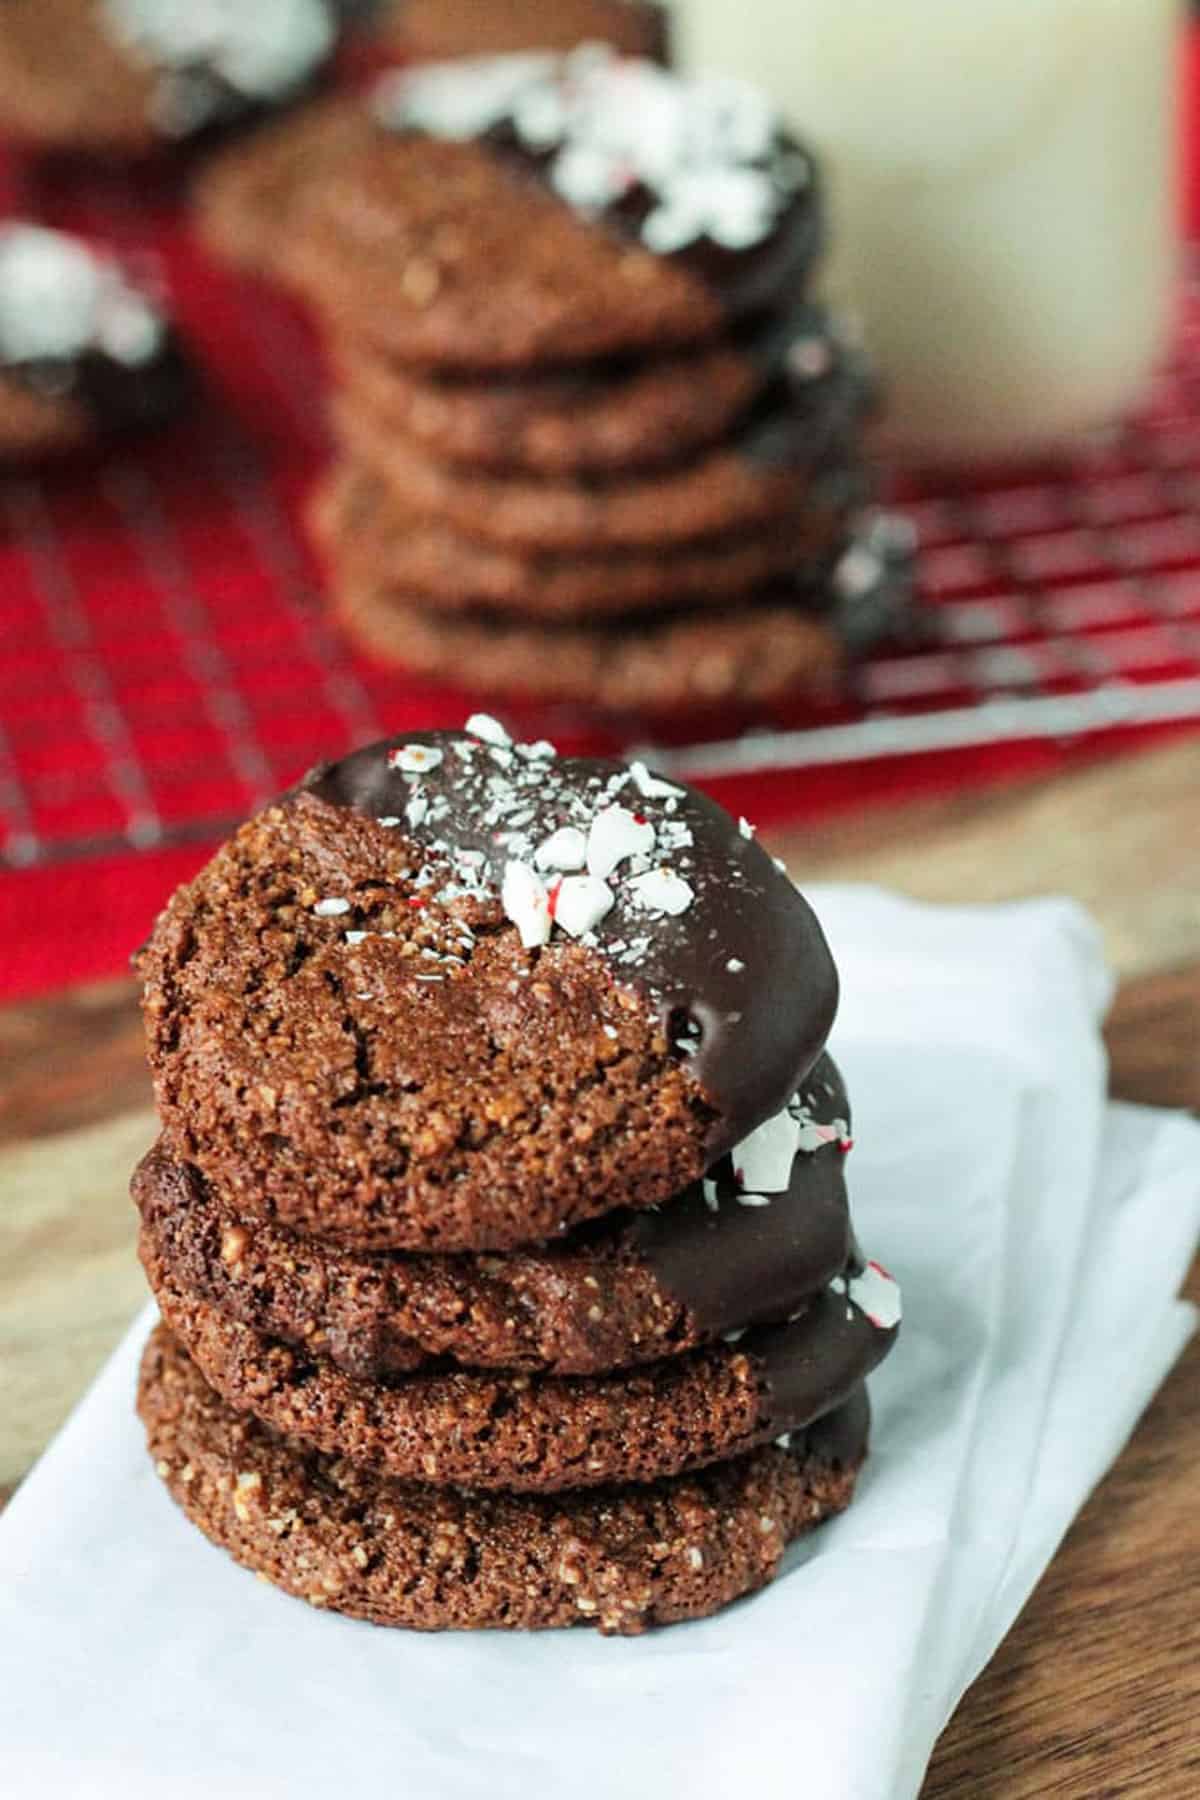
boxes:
[847,1262,902,1331]
[501,862,551,948]
[344,930,368,946]
[735,1192,772,1208]
[547,874,616,939]
[373,47,805,257]
[0,225,167,370]
[731,1106,799,1192]
[465,712,512,746]
[313,897,351,918]
[586,806,655,881]
[627,868,695,917]
[790,1097,852,1153]
[322,719,818,1094]
[629,760,686,800]
[388,744,444,775]
[534,826,588,873]
[104,0,336,107]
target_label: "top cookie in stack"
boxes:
[134,716,901,1634]
[199,50,912,711]
[139,718,840,1253]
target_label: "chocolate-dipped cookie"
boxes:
[134,1054,855,1378]
[332,354,870,554]
[0,0,341,154]
[330,336,762,477]
[335,582,847,710]
[311,464,861,620]
[137,724,839,1251]
[144,1237,898,1491]
[329,302,847,477]
[140,1325,867,1635]
[0,225,189,457]
[278,50,823,369]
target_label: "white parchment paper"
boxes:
[2,889,1196,1800]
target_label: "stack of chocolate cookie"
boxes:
[200,49,912,710]
[134,719,899,1634]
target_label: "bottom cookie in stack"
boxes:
[140,1330,867,1635]
[135,1051,901,1635]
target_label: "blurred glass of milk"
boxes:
[673,0,1181,463]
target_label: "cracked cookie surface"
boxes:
[137,728,837,1251]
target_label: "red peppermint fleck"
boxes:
[838,1137,855,1154]
[408,897,427,909]
[632,812,648,825]
[547,878,563,921]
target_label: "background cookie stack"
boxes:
[201,49,912,712]
[133,719,900,1634]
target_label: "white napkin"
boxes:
[1,889,1196,1800]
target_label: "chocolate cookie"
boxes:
[133,1054,854,1378]
[195,96,377,276]
[140,1325,867,1635]
[0,0,340,153]
[280,51,822,369]
[145,1238,898,1490]
[311,466,860,619]
[335,582,847,710]
[329,301,843,476]
[379,0,671,64]
[333,362,869,554]
[137,726,839,1251]
[0,226,189,456]
[331,334,756,477]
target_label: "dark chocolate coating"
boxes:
[804,1379,870,1470]
[303,730,839,1155]
[634,1052,852,1335]
[754,1280,898,1437]
[7,331,192,436]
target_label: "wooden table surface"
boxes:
[2,737,1198,1796]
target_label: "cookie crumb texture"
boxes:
[138,791,714,1252]
[139,1326,863,1634]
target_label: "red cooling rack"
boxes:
[2,151,1200,880]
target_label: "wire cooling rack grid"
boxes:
[2,153,1199,870]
